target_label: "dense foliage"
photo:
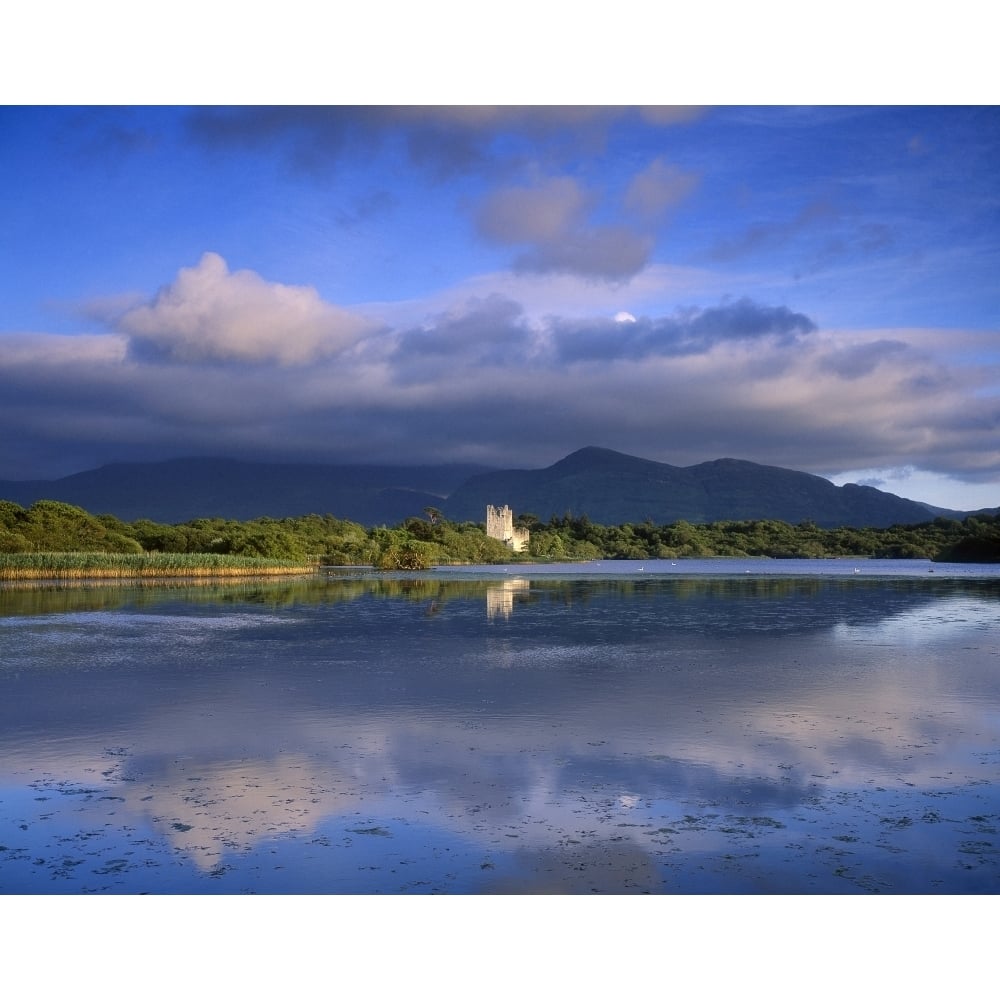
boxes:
[1,497,998,567]
[521,512,1000,563]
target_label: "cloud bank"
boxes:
[1,254,997,506]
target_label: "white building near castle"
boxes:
[485,504,530,553]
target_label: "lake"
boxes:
[1,559,998,894]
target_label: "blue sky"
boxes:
[2,104,998,510]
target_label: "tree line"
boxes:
[518,511,1000,562]
[0,500,510,569]
[1,498,998,566]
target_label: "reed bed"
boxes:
[0,552,316,581]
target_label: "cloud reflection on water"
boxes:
[1,572,998,892]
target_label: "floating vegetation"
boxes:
[0,551,314,581]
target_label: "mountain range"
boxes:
[1,447,982,529]
[0,457,487,526]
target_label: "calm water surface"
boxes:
[2,560,998,894]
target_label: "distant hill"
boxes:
[1,446,978,528]
[442,446,960,529]
[0,458,491,525]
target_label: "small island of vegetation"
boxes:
[1,497,998,581]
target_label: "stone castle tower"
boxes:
[486,504,530,553]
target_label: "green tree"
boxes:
[18,500,140,553]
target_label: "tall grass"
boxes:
[0,551,316,581]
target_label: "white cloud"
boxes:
[118,252,376,365]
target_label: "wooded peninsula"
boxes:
[1,498,998,578]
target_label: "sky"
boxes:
[2,103,998,510]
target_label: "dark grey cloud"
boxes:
[390,294,536,379]
[474,176,655,282]
[188,105,504,181]
[624,158,700,221]
[552,298,817,363]
[390,296,817,374]
[394,295,527,356]
[513,225,653,282]
[3,322,998,494]
[685,298,817,341]
[187,106,374,171]
[185,106,701,180]
[402,118,497,180]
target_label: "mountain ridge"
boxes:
[1,447,985,528]
[441,447,972,529]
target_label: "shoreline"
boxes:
[0,552,316,582]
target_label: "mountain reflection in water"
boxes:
[1,565,998,894]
